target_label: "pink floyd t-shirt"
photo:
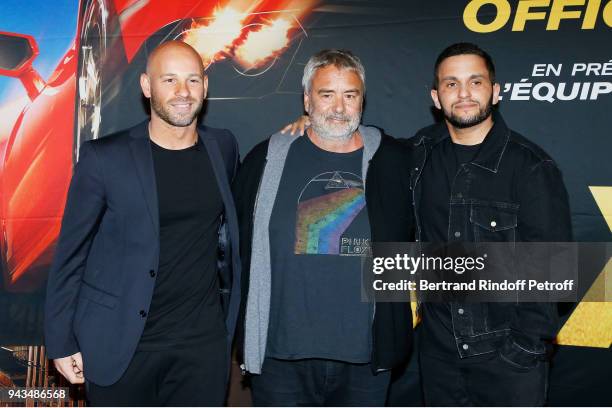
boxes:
[267,135,373,363]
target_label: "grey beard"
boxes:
[309,113,361,142]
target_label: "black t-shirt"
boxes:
[420,137,480,356]
[267,136,373,363]
[138,139,226,350]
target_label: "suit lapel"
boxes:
[200,129,241,333]
[200,130,239,236]
[200,131,231,198]
[129,123,160,237]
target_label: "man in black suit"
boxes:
[44,41,241,406]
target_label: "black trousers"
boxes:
[387,328,423,406]
[87,337,228,406]
[250,357,391,407]
[420,351,548,406]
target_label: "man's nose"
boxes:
[175,80,190,97]
[458,83,471,99]
[333,96,345,113]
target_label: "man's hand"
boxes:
[280,115,310,135]
[54,352,85,384]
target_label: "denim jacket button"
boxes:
[458,308,464,315]
[462,344,469,350]
[454,231,461,238]
[490,220,497,228]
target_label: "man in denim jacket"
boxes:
[409,43,572,406]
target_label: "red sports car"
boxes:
[0,0,314,292]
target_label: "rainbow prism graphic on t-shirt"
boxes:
[294,171,366,255]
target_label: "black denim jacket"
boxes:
[408,111,572,368]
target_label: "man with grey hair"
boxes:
[234,49,414,406]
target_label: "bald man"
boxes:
[44,41,241,406]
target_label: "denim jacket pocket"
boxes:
[498,335,545,370]
[470,203,518,242]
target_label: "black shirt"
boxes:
[420,137,480,356]
[266,136,373,363]
[138,139,226,350]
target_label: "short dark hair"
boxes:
[432,42,496,90]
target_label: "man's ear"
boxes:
[140,73,151,98]
[492,82,501,105]
[303,92,310,113]
[430,89,441,109]
[202,75,209,99]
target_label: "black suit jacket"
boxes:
[44,121,241,386]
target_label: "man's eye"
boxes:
[472,81,482,86]
[446,82,456,88]
[164,78,175,83]
[190,79,201,83]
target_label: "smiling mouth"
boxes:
[171,103,192,110]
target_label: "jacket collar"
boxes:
[129,122,159,237]
[417,110,510,173]
[470,110,510,173]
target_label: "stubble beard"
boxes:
[150,91,202,128]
